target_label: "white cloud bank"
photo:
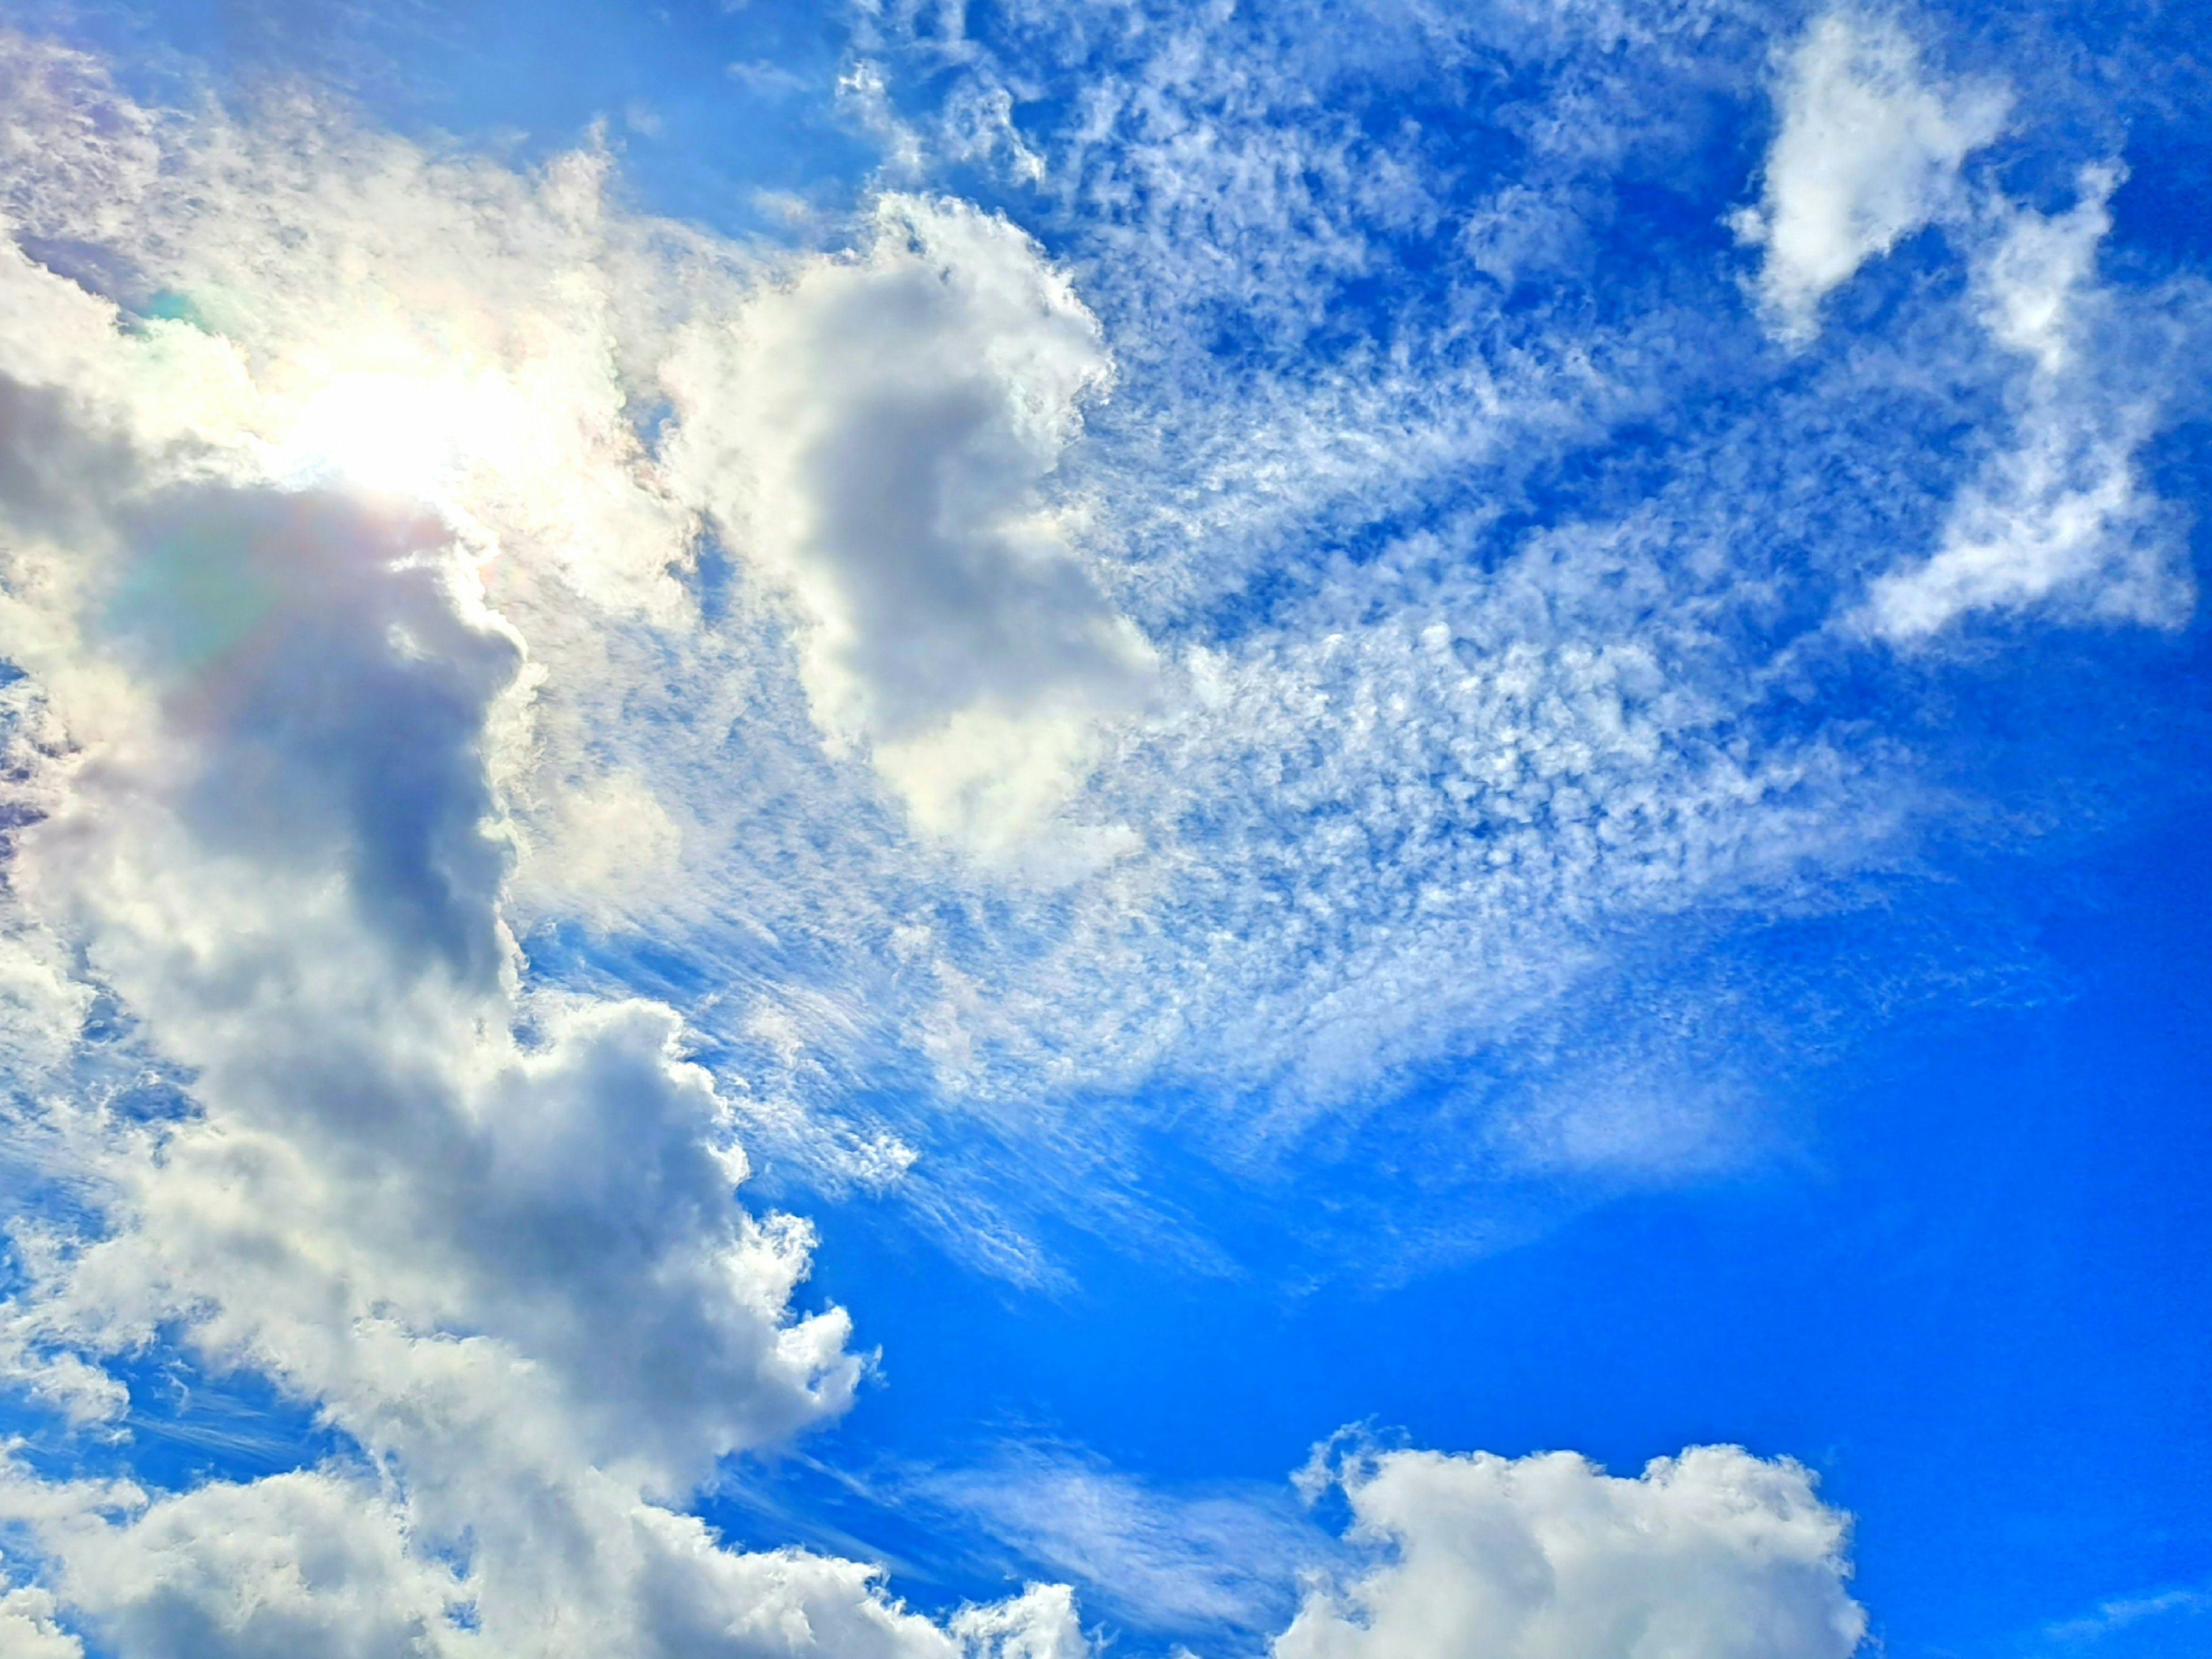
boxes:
[1278,1442,1866,1659]
[1735,10,2008,342]
[0,35,1086,1658]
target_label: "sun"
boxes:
[276,369,522,503]
[279,372,461,497]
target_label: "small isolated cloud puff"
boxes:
[664,195,1157,855]
[1734,10,2008,342]
[1277,1442,1866,1659]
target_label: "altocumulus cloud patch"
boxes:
[0,2,2203,1656]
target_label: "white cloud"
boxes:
[0,1580,83,1659]
[1735,11,2009,342]
[512,764,686,924]
[0,20,2176,1648]
[1863,403,2181,641]
[0,1452,1092,1659]
[0,37,1087,1654]
[1862,165,2194,642]
[0,0,2053,1305]
[2043,1585,2212,1647]
[1979,164,2123,376]
[733,1434,1876,1658]
[10,1467,476,1659]
[662,194,1157,854]
[1275,1442,1866,1659]
[948,1585,1091,1659]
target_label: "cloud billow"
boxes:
[1278,1443,1865,1659]
[0,62,1071,1649]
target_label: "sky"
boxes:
[0,1,2206,1656]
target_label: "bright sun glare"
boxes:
[277,370,513,502]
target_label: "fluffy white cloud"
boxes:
[0,1581,83,1659]
[1735,10,2008,341]
[947,1585,1091,1659]
[1275,1442,1866,1659]
[663,196,1155,854]
[0,36,1086,1656]
[7,1467,476,1659]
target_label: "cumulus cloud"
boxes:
[7,1467,478,1659]
[663,195,1156,854]
[0,1580,82,1659]
[0,36,1085,1655]
[948,1585,1091,1659]
[1735,10,2009,340]
[1277,1441,1866,1659]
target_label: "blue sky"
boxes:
[0,1,2207,1656]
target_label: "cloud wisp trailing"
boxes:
[1861,162,2196,640]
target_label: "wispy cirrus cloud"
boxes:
[2041,1584,2212,1650]
[1862,163,2199,641]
